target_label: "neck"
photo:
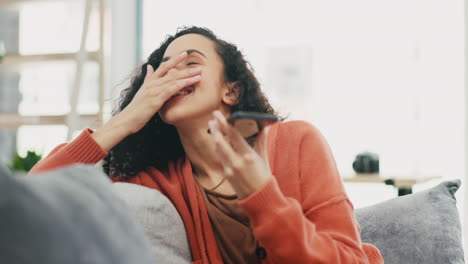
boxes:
[176,116,225,184]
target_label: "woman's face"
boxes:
[158,34,234,126]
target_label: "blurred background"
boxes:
[0,0,466,255]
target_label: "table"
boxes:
[342,174,441,196]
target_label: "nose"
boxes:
[173,59,188,70]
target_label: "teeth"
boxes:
[176,90,191,95]
[173,86,194,97]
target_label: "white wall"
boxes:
[142,0,464,205]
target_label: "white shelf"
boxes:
[1,52,99,65]
[343,174,440,188]
[0,113,101,129]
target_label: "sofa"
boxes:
[0,164,464,264]
[355,179,464,264]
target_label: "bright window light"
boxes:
[19,1,100,54]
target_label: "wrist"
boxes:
[113,110,145,135]
[231,176,271,200]
[92,115,131,151]
[106,114,133,137]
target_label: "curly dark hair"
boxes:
[103,26,281,179]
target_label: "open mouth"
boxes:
[171,85,195,98]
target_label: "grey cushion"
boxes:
[355,180,464,264]
[0,164,156,264]
[112,182,191,263]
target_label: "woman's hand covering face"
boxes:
[118,51,202,135]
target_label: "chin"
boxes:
[159,109,188,126]
[160,104,220,127]
[159,104,204,126]
[159,94,224,126]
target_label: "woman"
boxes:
[31,26,384,264]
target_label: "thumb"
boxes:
[144,64,154,82]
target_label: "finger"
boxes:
[154,51,188,78]
[254,126,271,163]
[208,121,229,163]
[158,66,202,86]
[162,75,201,99]
[144,64,155,82]
[213,111,251,155]
[209,120,239,167]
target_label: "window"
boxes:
[0,0,102,161]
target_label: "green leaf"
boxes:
[9,151,42,172]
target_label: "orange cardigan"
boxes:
[31,120,384,264]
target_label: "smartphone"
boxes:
[228,111,280,138]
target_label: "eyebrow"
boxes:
[161,49,207,63]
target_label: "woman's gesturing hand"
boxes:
[119,51,202,135]
[208,111,273,199]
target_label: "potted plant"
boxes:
[9,151,42,176]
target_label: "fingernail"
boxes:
[179,51,187,58]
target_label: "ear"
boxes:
[222,82,240,106]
